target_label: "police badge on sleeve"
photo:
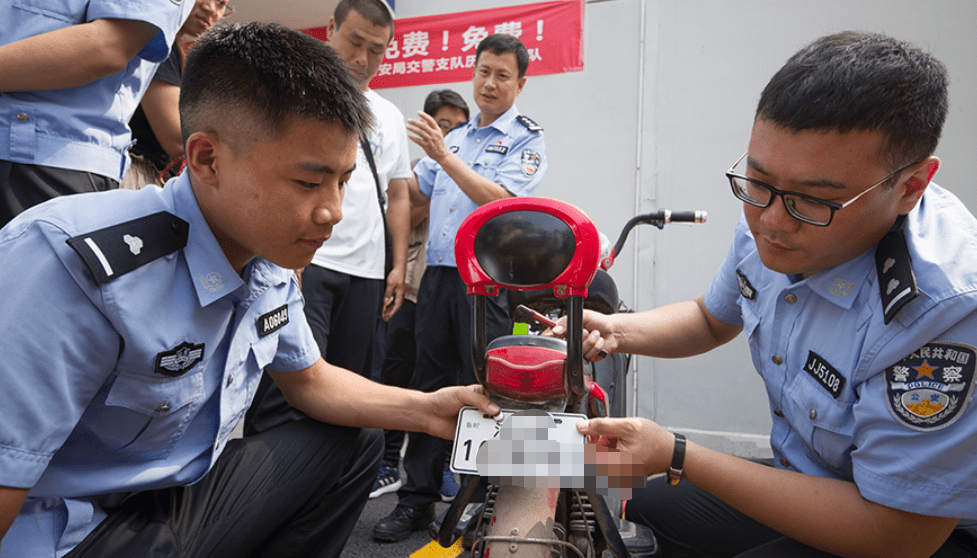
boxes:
[885,341,976,431]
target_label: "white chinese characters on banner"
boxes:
[304,0,584,89]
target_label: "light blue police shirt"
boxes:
[0,173,320,558]
[0,0,192,182]
[704,184,977,526]
[414,104,547,268]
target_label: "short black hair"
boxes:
[475,34,530,79]
[180,22,373,147]
[423,89,470,120]
[334,0,394,41]
[756,31,948,169]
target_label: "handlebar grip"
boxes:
[667,210,707,223]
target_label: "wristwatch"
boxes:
[666,432,687,485]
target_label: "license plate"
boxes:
[450,407,586,475]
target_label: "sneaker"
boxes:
[373,503,436,542]
[369,461,403,499]
[440,464,460,502]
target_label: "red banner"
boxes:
[303,0,584,90]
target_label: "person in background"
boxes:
[370,89,470,501]
[565,31,977,558]
[0,22,499,558]
[374,33,547,542]
[0,0,193,227]
[244,0,413,437]
[121,0,232,190]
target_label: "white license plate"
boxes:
[450,407,586,475]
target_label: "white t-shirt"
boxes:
[310,89,412,279]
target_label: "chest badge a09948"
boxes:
[885,341,975,431]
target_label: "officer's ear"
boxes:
[185,131,220,188]
[896,156,940,215]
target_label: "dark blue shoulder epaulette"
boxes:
[875,215,917,325]
[516,115,543,132]
[66,212,189,285]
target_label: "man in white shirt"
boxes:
[245,0,412,435]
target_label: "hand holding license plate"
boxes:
[450,407,587,475]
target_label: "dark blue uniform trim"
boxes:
[66,211,189,285]
[516,115,543,132]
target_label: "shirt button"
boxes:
[785,294,798,304]
[774,409,784,417]
[809,408,817,420]
[449,207,454,212]
[226,374,234,387]
[215,441,220,451]
[438,257,443,262]
[442,231,447,236]
[16,112,29,122]
[771,355,783,365]
[476,139,481,143]
[780,457,790,468]
[155,404,171,414]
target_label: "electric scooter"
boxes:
[436,197,705,557]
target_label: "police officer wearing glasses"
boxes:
[566,31,977,558]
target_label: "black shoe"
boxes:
[373,503,436,542]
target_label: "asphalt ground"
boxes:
[340,461,470,558]
[340,485,464,558]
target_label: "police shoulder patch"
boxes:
[66,212,189,285]
[520,149,542,177]
[516,115,543,132]
[885,341,975,431]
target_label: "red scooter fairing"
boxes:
[454,197,601,415]
[447,197,631,558]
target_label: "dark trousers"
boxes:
[66,420,382,558]
[245,265,382,435]
[397,266,509,509]
[378,299,417,464]
[626,476,977,557]
[1,161,117,228]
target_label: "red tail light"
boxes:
[486,344,566,400]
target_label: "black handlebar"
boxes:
[611,209,706,258]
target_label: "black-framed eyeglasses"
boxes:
[725,151,920,227]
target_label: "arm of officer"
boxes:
[0,18,159,92]
[407,174,430,228]
[578,418,957,558]
[268,358,500,440]
[0,486,29,549]
[140,79,184,158]
[382,177,410,321]
[555,295,742,362]
[407,111,513,206]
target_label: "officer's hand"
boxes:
[547,310,616,362]
[576,417,674,477]
[422,385,500,440]
[407,111,451,163]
